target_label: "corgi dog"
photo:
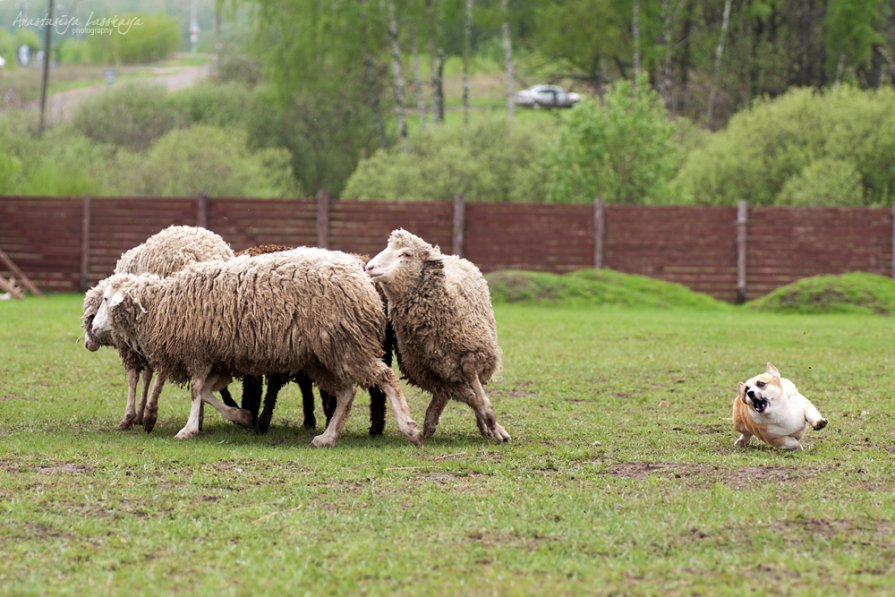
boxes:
[733,363,827,451]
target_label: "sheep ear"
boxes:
[108,290,127,308]
[766,362,780,378]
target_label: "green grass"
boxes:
[748,272,895,316]
[488,269,728,310]
[1,294,894,594]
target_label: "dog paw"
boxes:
[813,418,828,431]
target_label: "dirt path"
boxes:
[27,63,210,125]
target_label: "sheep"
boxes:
[365,229,510,443]
[90,248,422,447]
[234,244,390,437]
[82,226,234,431]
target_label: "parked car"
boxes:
[514,85,582,108]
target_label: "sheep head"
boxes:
[91,273,153,339]
[82,282,111,352]
[366,229,444,288]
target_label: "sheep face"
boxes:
[82,285,109,352]
[366,229,443,286]
[91,274,143,337]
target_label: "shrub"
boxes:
[72,82,182,151]
[117,125,301,198]
[546,79,678,204]
[86,14,180,65]
[675,86,895,205]
[777,158,864,206]
[167,82,254,130]
[342,118,553,202]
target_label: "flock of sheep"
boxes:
[82,226,509,448]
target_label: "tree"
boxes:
[547,80,676,205]
[501,0,515,118]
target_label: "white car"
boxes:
[515,85,582,108]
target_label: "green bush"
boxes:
[777,158,864,206]
[342,118,553,202]
[676,86,895,205]
[72,82,182,151]
[546,79,678,204]
[167,82,254,130]
[116,125,301,198]
[86,14,180,65]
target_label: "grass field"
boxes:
[1,294,894,595]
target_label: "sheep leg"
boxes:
[134,368,153,425]
[118,367,140,430]
[311,387,356,448]
[422,391,451,439]
[219,387,239,409]
[142,375,166,434]
[241,375,263,424]
[175,375,207,440]
[367,385,387,436]
[203,392,253,429]
[256,374,287,435]
[296,372,317,429]
[377,368,422,447]
[461,361,510,443]
[321,389,336,426]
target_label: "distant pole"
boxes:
[37,0,54,135]
[452,195,465,257]
[736,199,748,303]
[593,197,605,268]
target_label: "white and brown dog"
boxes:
[733,363,827,450]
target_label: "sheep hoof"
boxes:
[491,424,510,443]
[134,414,144,425]
[143,413,158,434]
[302,417,316,430]
[311,434,336,448]
[231,409,253,429]
[422,425,437,439]
[117,417,135,431]
[175,427,199,440]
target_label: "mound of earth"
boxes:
[747,272,895,315]
[485,269,725,309]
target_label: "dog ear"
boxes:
[766,362,781,378]
[737,382,746,402]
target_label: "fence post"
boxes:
[317,190,331,249]
[80,194,92,292]
[736,199,748,303]
[196,193,209,229]
[453,195,465,257]
[593,197,605,269]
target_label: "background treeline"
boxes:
[2,0,895,206]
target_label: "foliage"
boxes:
[777,158,864,207]
[675,86,895,206]
[343,118,552,202]
[2,295,895,593]
[72,82,182,151]
[85,13,180,65]
[114,125,301,198]
[486,268,726,310]
[546,80,677,204]
[166,82,254,130]
[746,272,895,315]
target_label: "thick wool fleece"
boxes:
[115,225,233,277]
[380,230,500,392]
[105,249,391,393]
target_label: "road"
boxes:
[26,63,210,125]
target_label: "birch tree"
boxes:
[412,21,428,131]
[359,0,387,148]
[705,0,731,124]
[501,0,515,118]
[462,0,473,125]
[386,0,408,146]
[427,0,445,125]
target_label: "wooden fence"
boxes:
[1,195,893,302]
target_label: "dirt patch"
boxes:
[38,463,92,475]
[602,461,827,489]
[466,529,559,551]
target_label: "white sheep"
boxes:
[90,248,422,447]
[82,226,234,430]
[366,229,510,442]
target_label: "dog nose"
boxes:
[746,389,756,400]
